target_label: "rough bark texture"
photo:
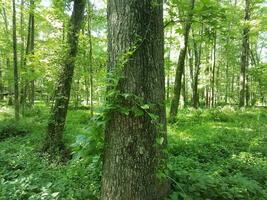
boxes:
[169,0,195,119]
[239,0,250,107]
[101,0,166,199]
[43,0,86,156]
[12,0,20,121]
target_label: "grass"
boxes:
[0,105,267,199]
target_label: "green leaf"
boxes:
[141,104,150,110]
[157,137,164,145]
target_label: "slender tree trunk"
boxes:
[20,0,26,114]
[101,0,167,199]
[246,75,250,106]
[188,46,194,96]
[43,0,86,156]
[170,0,195,119]
[12,0,20,121]
[193,46,201,108]
[191,27,202,109]
[87,2,93,116]
[29,0,35,106]
[182,70,187,107]
[205,43,211,107]
[225,61,229,104]
[211,32,217,107]
[239,0,250,107]
[6,59,13,105]
[0,60,3,101]
[1,7,13,105]
[21,0,35,109]
[166,41,172,102]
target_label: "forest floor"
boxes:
[0,104,267,200]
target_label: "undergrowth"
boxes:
[0,105,267,199]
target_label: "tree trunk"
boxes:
[0,59,3,100]
[20,0,25,113]
[101,0,167,199]
[43,0,86,156]
[193,46,201,108]
[21,0,35,110]
[12,0,20,121]
[170,0,195,119]
[211,32,217,107]
[239,0,250,107]
[225,62,229,104]
[87,2,93,116]
[29,0,35,106]
[182,71,187,107]
[191,27,202,109]
[1,6,13,105]
[166,29,173,102]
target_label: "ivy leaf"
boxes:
[148,113,159,121]
[157,137,164,145]
[141,104,150,110]
[120,107,130,115]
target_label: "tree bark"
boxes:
[192,37,201,108]
[12,0,20,121]
[101,0,167,199]
[211,32,217,107]
[20,0,25,112]
[21,0,35,110]
[43,0,86,156]
[170,0,195,119]
[239,0,250,107]
[0,60,3,101]
[29,0,35,106]
[87,2,93,116]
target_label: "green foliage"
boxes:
[0,107,101,200]
[1,106,267,199]
[167,107,267,200]
[0,119,31,141]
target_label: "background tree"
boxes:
[12,0,19,120]
[170,0,195,120]
[43,0,86,157]
[239,0,250,107]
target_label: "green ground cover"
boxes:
[0,106,267,199]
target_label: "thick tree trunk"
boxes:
[12,0,20,121]
[170,0,195,119]
[43,0,86,156]
[239,0,250,107]
[101,0,167,199]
